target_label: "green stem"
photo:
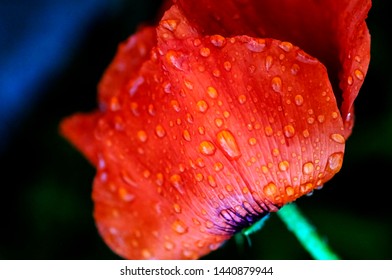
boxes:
[277,203,340,260]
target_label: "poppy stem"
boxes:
[277,203,340,260]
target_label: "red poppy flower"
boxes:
[60,0,371,259]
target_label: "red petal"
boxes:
[175,0,371,136]
[74,5,346,259]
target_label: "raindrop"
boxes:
[216,130,242,160]
[199,141,216,156]
[155,125,166,138]
[200,47,211,57]
[171,100,181,112]
[137,130,148,143]
[326,152,344,173]
[172,219,188,234]
[294,95,304,106]
[247,38,266,52]
[182,130,192,141]
[210,35,226,47]
[354,69,364,80]
[278,160,290,171]
[214,162,224,172]
[215,118,224,128]
[279,41,293,52]
[161,19,179,32]
[271,76,282,93]
[207,175,217,187]
[263,182,277,196]
[238,94,247,104]
[302,162,314,175]
[283,124,295,138]
[173,203,182,213]
[248,137,257,146]
[164,241,175,251]
[118,188,135,202]
[197,100,209,113]
[170,174,185,194]
[330,133,345,144]
[223,61,232,71]
[207,86,218,99]
[264,126,273,136]
[285,186,294,196]
[265,55,273,71]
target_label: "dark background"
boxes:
[0,0,390,259]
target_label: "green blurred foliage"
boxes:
[1,0,391,259]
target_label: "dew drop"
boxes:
[302,162,314,175]
[173,203,182,213]
[155,173,164,186]
[161,19,179,32]
[164,241,175,251]
[285,186,294,196]
[207,86,218,99]
[223,61,232,71]
[118,188,135,202]
[170,174,185,194]
[347,75,353,85]
[278,160,290,171]
[283,124,295,138]
[200,47,211,57]
[294,95,304,106]
[215,118,224,128]
[199,141,216,156]
[326,152,344,173]
[354,69,364,80]
[205,220,214,229]
[182,129,192,142]
[207,175,217,187]
[184,79,193,90]
[109,97,120,111]
[265,55,273,71]
[247,38,266,52]
[197,100,209,113]
[330,133,345,144]
[130,102,139,116]
[171,100,181,112]
[214,162,224,172]
[155,125,166,138]
[263,182,277,196]
[291,63,300,75]
[271,76,282,93]
[302,129,310,138]
[279,41,293,52]
[264,126,273,136]
[216,130,242,160]
[248,137,257,146]
[238,94,247,104]
[198,126,205,135]
[317,115,325,123]
[142,249,152,259]
[210,35,226,47]
[195,173,204,182]
[166,50,184,70]
[172,219,188,234]
[186,113,194,123]
[137,130,148,143]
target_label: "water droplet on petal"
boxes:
[238,94,247,104]
[326,152,344,173]
[182,130,191,142]
[155,125,166,138]
[118,188,135,202]
[330,133,345,144]
[210,35,226,47]
[354,69,364,80]
[294,95,304,106]
[171,100,181,112]
[161,19,179,31]
[265,55,273,71]
[216,130,242,160]
[170,174,185,194]
[264,126,273,136]
[172,219,188,234]
[283,124,295,138]
[197,100,209,113]
[224,61,232,71]
[137,130,148,143]
[303,162,314,175]
[200,47,211,57]
[247,38,266,52]
[285,186,294,196]
[263,182,277,196]
[164,241,175,251]
[214,162,224,172]
[248,137,257,146]
[271,76,282,93]
[173,203,182,213]
[207,175,217,187]
[279,41,293,52]
[207,86,218,99]
[278,160,290,171]
[199,141,216,156]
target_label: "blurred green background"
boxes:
[0,0,390,260]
